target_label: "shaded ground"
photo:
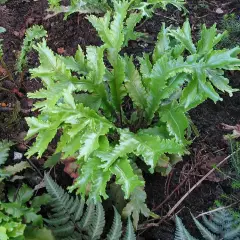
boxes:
[0,0,240,239]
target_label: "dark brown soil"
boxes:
[0,0,240,239]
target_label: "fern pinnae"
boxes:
[69,197,79,214]
[192,215,217,240]
[51,210,66,218]
[211,211,224,225]
[107,206,123,240]
[73,197,85,221]
[88,202,105,240]
[44,173,64,200]
[44,214,70,226]
[174,216,196,240]
[123,217,136,240]
[51,223,75,237]
[80,200,95,229]
[201,215,221,234]
[223,224,240,240]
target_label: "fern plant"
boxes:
[0,183,53,240]
[25,1,240,224]
[44,173,136,240]
[174,209,240,240]
[47,0,186,19]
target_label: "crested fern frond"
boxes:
[124,55,148,111]
[122,162,150,228]
[47,0,186,20]
[44,174,136,240]
[17,25,47,72]
[123,12,144,46]
[174,209,240,240]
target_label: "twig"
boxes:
[0,106,31,114]
[26,158,43,178]
[139,151,239,232]
[196,201,240,219]
[0,86,11,92]
[163,152,236,219]
[152,160,202,212]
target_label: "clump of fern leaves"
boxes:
[218,14,240,49]
[175,209,240,240]
[44,173,136,240]
[25,0,240,227]
[47,0,187,19]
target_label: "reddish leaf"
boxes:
[0,65,7,76]
[57,47,65,54]
[12,88,24,98]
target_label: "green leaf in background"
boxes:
[0,140,13,165]
[24,211,43,226]
[18,184,34,204]
[0,227,8,240]
[1,202,26,218]
[8,184,34,204]
[25,227,55,240]
[31,194,52,211]
[4,161,30,176]
[3,221,25,238]
[44,153,62,168]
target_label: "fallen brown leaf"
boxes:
[57,47,65,54]
[0,65,7,76]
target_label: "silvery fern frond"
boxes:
[44,174,136,240]
[175,209,240,240]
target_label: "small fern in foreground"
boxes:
[44,173,136,240]
[175,209,240,240]
[47,0,186,19]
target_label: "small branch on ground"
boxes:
[196,201,240,219]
